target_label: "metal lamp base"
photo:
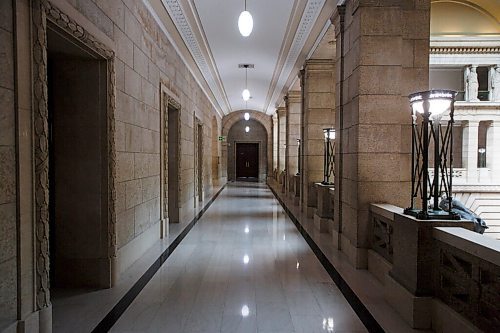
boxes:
[404,208,461,220]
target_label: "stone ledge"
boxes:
[433,227,500,267]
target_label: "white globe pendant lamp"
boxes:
[242,64,251,102]
[238,1,253,37]
[242,89,250,101]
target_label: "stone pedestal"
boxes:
[306,183,317,218]
[313,183,335,233]
[287,175,295,199]
[277,107,286,174]
[293,175,301,206]
[387,213,474,328]
[391,214,474,296]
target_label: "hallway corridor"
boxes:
[109,183,367,333]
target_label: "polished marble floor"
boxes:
[110,182,367,333]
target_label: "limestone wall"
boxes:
[4,1,223,327]
[56,0,224,257]
[0,1,17,329]
[333,0,429,268]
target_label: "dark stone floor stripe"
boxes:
[91,184,227,333]
[268,185,385,333]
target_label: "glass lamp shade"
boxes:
[244,112,250,120]
[242,89,251,101]
[245,126,250,133]
[323,128,335,140]
[409,90,456,118]
[238,11,253,37]
[297,138,300,146]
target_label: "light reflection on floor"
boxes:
[110,182,367,333]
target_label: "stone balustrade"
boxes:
[313,183,335,233]
[433,227,500,332]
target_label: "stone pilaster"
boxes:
[332,0,429,268]
[486,121,500,182]
[300,60,335,216]
[462,120,479,182]
[272,113,278,178]
[285,91,302,190]
[277,107,287,185]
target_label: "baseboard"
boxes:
[340,234,367,269]
[313,214,332,233]
[384,274,432,329]
[367,249,392,286]
[117,221,161,276]
[431,299,482,333]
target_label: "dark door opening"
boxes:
[196,123,203,202]
[47,24,111,290]
[236,143,259,180]
[167,104,180,223]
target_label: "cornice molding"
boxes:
[266,0,328,114]
[148,0,230,115]
[431,46,500,54]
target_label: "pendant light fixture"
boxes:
[242,64,251,101]
[238,0,253,37]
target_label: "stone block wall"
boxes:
[5,2,223,326]
[285,91,302,177]
[278,107,287,173]
[63,0,223,253]
[333,0,429,267]
[0,0,17,329]
[301,60,335,210]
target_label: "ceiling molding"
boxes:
[159,0,231,114]
[144,0,226,118]
[264,0,335,115]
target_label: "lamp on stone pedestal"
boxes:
[404,89,460,220]
[322,128,335,185]
[296,139,301,175]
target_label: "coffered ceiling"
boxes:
[145,0,336,116]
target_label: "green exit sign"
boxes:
[218,136,226,142]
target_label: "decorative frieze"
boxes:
[431,47,500,55]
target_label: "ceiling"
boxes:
[146,0,497,116]
[146,0,337,116]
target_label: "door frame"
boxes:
[234,141,260,179]
[32,0,117,308]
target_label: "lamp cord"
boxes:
[245,0,247,11]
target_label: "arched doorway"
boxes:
[227,119,268,181]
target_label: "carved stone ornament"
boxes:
[32,0,117,310]
[160,86,182,220]
[431,46,500,54]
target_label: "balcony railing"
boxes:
[433,227,500,332]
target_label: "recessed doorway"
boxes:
[47,23,111,289]
[236,142,259,180]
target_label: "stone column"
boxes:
[462,120,479,183]
[285,91,301,192]
[486,121,500,182]
[300,60,335,217]
[277,107,287,185]
[272,113,278,178]
[332,0,429,268]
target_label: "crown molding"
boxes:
[264,0,335,115]
[145,0,230,116]
[431,46,500,54]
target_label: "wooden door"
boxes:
[236,143,259,178]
